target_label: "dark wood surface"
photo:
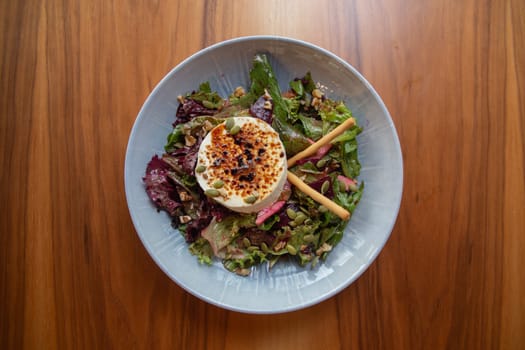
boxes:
[1,0,524,349]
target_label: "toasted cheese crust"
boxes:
[195,116,287,213]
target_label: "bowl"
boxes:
[125,36,403,313]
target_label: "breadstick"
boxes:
[287,172,350,221]
[287,117,355,167]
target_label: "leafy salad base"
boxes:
[143,54,363,276]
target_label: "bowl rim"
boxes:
[124,35,404,314]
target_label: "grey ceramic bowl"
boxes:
[125,36,403,313]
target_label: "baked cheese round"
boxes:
[195,116,287,213]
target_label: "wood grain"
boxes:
[1,0,524,349]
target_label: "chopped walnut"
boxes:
[263,89,272,100]
[263,100,272,110]
[234,86,246,97]
[203,120,214,131]
[311,97,321,109]
[179,215,192,224]
[182,124,192,135]
[316,243,332,256]
[179,191,193,202]
[185,134,196,146]
[197,127,207,138]
[312,88,323,99]
[274,241,287,252]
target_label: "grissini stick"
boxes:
[287,117,356,168]
[287,172,350,221]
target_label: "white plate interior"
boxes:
[125,36,403,313]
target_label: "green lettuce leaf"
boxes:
[200,215,256,257]
[189,237,213,265]
[185,81,224,109]
[249,54,310,156]
[297,113,323,140]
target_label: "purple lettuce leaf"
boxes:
[183,199,213,243]
[308,175,334,199]
[174,99,217,126]
[143,156,181,216]
[180,196,235,243]
[249,96,273,124]
[274,203,300,229]
[167,143,200,175]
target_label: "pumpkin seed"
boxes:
[318,205,328,213]
[243,237,251,248]
[303,234,315,243]
[289,221,297,228]
[229,125,241,135]
[286,208,297,219]
[195,165,206,173]
[294,213,307,225]
[204,189,219,197]
[247,246,259,252]
[213,180,224,188]
[286,244,297,255]
[202,100,215,109]
[321,180,330,194]
[316,158,327,168]
[225,118,234,130]
[261,242,269,253]
[244,194,258,204]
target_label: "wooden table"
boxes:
[2,1,524,349]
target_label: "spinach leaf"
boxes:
[249,54,288,119]
[289,79,304,97]
[249,54,311,156]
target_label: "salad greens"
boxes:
[143,54,363,276]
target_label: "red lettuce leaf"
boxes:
[143,156,181,216]
[174,99,217,126]
[249,96,273,124]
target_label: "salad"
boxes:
[143,54,363,276]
